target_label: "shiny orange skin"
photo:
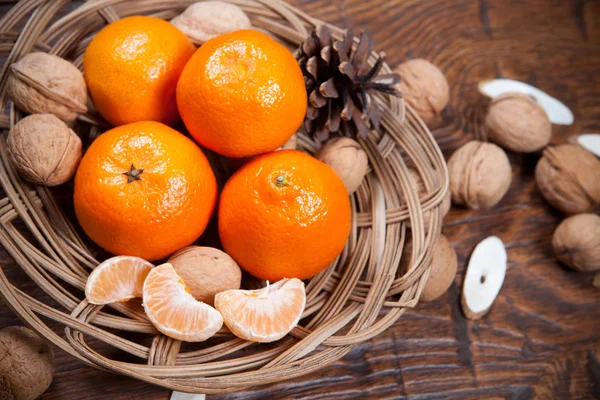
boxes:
[84,16,195,126]
[219,150,351,281]
[176,30,307,158]
[74,121,217,261]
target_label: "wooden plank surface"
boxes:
[1,0,600,399]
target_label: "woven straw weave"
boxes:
[0,0,448,393]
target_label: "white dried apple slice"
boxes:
[577,134,600,158]
[170,392,205,400]
[461,236,507,320]
[478,79,573,125]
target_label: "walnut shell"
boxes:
[7,52,87,122]
[171,1,251,45]
[535,144,600,214]
[0,326,54,400]
[552,213,600,272]
[395,59,449,125]
[278,133,297,150]
[406,167,451,230]
[484,92,551,153]
[448,141,512,209]
[316,137,368,194]
[7,114,82,186]
[168,246,242,305]
[421,234,458,301]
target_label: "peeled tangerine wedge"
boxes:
[215,278,306,343]
[143,263,223,342]
[85,256,155,305]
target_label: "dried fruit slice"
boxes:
[478,79,573,125]
[143,263,223,342]
[214,278,306,343]
[85,256,155,305]
[461,236,507,320]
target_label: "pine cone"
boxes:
[297,26,402,141]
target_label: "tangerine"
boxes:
[84,16,195,126]
[218,150,351,281]
[74,121,217,261]
[176,30,306,158]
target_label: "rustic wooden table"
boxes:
[1,0,599,399]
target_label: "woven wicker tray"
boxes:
[0,0,448,394]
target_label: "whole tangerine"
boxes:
[219,150,351,281]
[176,30,306,158]
[83,16,195,126]
[74,121,217,261]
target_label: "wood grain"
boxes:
[1,0,599,399]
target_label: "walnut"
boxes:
[394,59,449,126]
[552,213,600,272]
[171,1,251,45]
[7,114,82,186]
[448,141,512,209]
[421,234,457,301]
[278,133,297,150]
[315,137,368,194]
[406,167,451,229]
[535,144,600,214]
[0,326,54,400]
[484,92,551,153]
[168,246,242,305]
[7,52,87,122]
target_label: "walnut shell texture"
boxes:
[395,59,449,124]
[406,167,451,230]
[448,141,512,209]
[0,326,54,400]
[171,1,251,45]
[535,144,600,214]
[7,114,82,186]
[7,52,87,122]
[168,246,242,305]
[552,213,600,272]
[421,234,457,302]
[485,92,552,153]
[316,137,368,194]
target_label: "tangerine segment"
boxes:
[85,256,155,305]
[214,278,306,343]
[143,263,223,342]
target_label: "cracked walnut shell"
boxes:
[7,114,82,186]
[485,92,552,153]
[535,144,600,214]
[7,52,87,122]
[448,141,512,209]
[552,213,600,272]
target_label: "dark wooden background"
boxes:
[1,0,600,399]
